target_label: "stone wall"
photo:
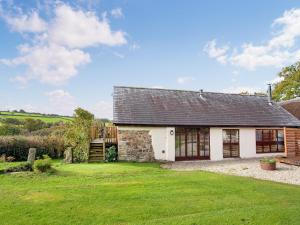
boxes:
[117,129,155,162]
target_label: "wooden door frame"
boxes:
[223,129,240,158]
[175,127,210,161]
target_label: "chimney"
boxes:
[267,84,272,105]
[199,89,205,100]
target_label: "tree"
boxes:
[64,108,94,162]
[272,61,300,101]
[24,118,47,132]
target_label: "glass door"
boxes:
[175,128,210,160]
[223,129,239,158]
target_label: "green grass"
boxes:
[0,161,300,225]
[0,111,72,123]
[0,161,23,170]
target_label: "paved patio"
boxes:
[161,158,300,185]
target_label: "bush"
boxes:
[260,158,276,164]
[4,162,32,173]
[0,135,65,161]
[0,124,22,136]
[24,118,50,132]
[34,155,52,173]
[105,146,118,162]
[64,108,94,162]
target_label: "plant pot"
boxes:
[260,161,276,171]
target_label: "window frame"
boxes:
[256,129,285,153]
[222,129,240,158]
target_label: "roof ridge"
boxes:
[113,85,267,97]
[280,97,300,104]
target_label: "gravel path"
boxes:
[161,158,300,185]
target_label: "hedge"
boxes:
[0,136,65,161]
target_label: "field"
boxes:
[0,111,73,123]
[0,161,300,225]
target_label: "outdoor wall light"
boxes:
[170,130,174,135]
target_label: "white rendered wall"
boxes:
[210,127,285,161]
[210,128,224,160]
[117,126,175,161]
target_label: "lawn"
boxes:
[0,161,300,225]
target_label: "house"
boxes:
[113,86,300,162]
[279,98,300,120]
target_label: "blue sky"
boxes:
[1,0,300,118]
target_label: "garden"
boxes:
[1,161,300,225]
[1,108,300,224]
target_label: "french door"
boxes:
[175,128,210,161]
[223,129,239,158]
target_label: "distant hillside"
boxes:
[0,111,73,123]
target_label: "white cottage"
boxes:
[113,86,300,162]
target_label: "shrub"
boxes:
[260,158,276,164]
[64,108,94,162]
[105,146,118,162]
[0,135,65,161]
[1,118,23,125]
[4,162,32,173]
[0,124,22,136]
[34,155,52,173]
[6,156,15,162]
[24,118,50,132]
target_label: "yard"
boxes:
[0,161,300,225]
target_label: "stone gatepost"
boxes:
[27,148,36,164]
[64,147,73,164]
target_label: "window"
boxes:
[175,128,210,160]
[223,129,239,158]
[256,129,284,153]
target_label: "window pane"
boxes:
[180,133,185,156]
[277,130,284,142]
[175,133,181,157]
[223,130,231,143]
[186,130,193,157]
[223,129,239,158]
[192,130,198,156]
[231,130,239,143]
[256,129,284,153]
[256,130,262,141]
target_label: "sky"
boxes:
[1,0,300,119]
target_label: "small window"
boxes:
[256,129,284,153]
[223,129,239,158]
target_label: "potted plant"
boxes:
[260,158,276,171]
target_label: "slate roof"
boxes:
[113,86,300,127]
[279,98,300,120]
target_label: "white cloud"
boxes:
[88,100,113,119]
[204,8,300,70]
[222,86,263,94]
[203,39,229,64]
[45,89,77,115]
[0,3,127,85]
[8,44,90,85]
[177,76,195,84]
[48,4,127,48]
[3,11,47,32]
[130,43,140,51]
[110,8,123,18]
[232,70,239,75]
[113,51,125,59]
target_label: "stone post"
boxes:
[27,148,36,164]
[64,147,73,164]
